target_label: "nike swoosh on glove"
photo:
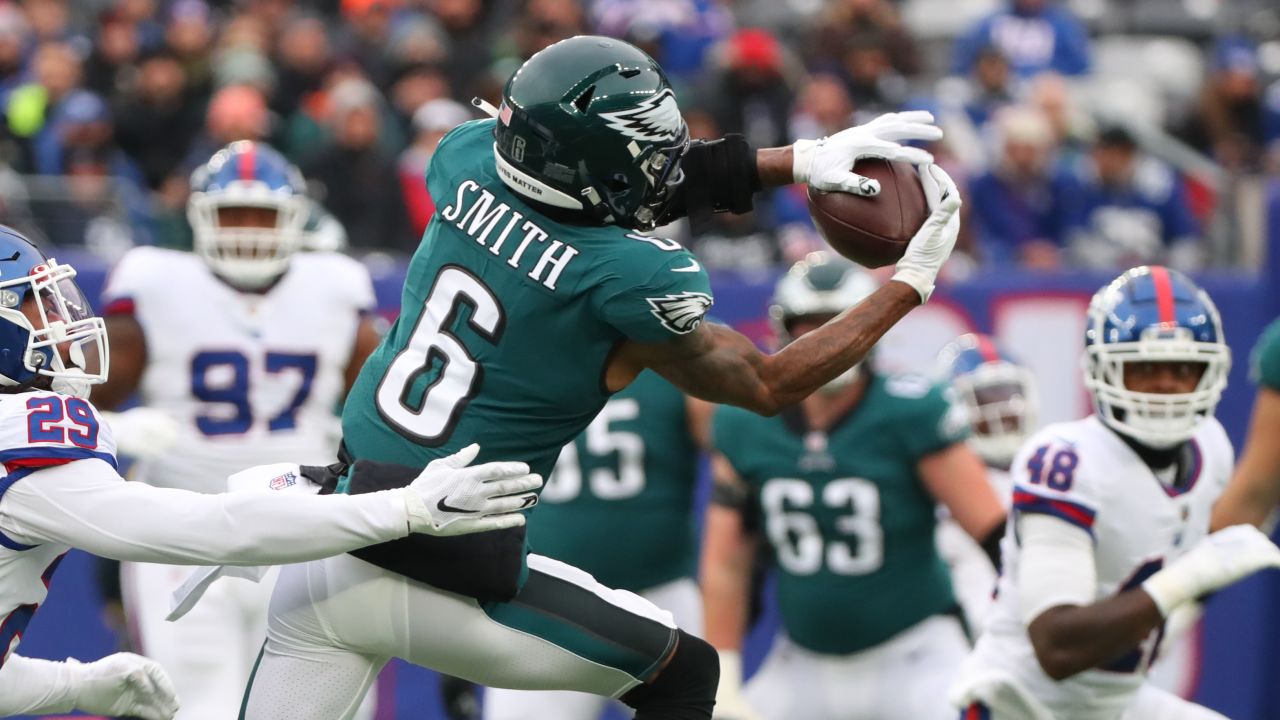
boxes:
[403,443,543,536]
[1143,524,1280,616]
[792,110,942,195]
[71,653,180,720]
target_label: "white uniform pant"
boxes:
[124,561,278,720]
[956,682,1227,720]
[746,614,970,720]
[483,576,703,720]
[242,553,679,720]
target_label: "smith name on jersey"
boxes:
[341,118,712,480]
[956,414,1232,719]
[0,391,116,668]
[102,246,374,493]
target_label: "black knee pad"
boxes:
[620,630,719,720]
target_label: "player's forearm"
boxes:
[1026,593,1163,680]
[8,461,410,565]
[0,655,80,714]
[760,282,919,406]
[755,146,795,187]
[700,508,754,650]
[1212,389,1280,529]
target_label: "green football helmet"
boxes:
[493,35,690,230]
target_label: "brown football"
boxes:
[806,159,928,268]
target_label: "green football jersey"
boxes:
[1251,316,1280,391]
[341,119,712,482]
[528,370,699,592]
[713,373,968,655]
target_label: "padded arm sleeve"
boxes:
[659,134,761,226]
[1017,513,1098,625]
[0,459,410,565]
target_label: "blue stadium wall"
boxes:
[14,259,1279,720]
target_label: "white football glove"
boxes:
[403,443,542,536]
[890,163,962,303]
[1143,524,1280,617]
[101,408,181,460]
[792,110,942,195]
[713,650,761,720]
[70,653,179,720]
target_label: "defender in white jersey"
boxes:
[935,333,1038,632]
[0,224,541,719]
[951,266,1280,720]
[90,142,385,719]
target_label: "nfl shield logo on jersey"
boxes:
[269,472,297,491]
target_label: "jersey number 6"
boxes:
[375,266,506,445]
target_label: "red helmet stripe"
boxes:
[238,143,256,182]
[1149,266,1176,325]
[976,334,1001,363]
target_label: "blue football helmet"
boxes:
[0,226,108,398]
[1083,265,1230,448]
[770,252,879,392]
[188,141,310,288]
[937,333,1038,468]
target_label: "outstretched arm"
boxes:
[1212,386,1280,529]
[0,653,177,719]
[0,451,539,565]
[618,283,918,415]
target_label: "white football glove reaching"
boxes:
[101,408,181,460]
[713,650,761,720]
[891,163,962,303]
[71,653,180,720]
[792,110,942,195]
[403,443,542,536]
[1143,524,1280,617]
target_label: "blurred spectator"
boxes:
[84,8,145,97]
[36,90,144,183]
[1026,72,1092,165]
[165,0,214,94]
[114,50,203,189]
[9,42,84,170]
[952,0,1090,80]
[0,5,31,108]
[592,0,734,79]
[968,106,1079,268]
[337,0,400,89]
[301,77,413,252]
[426,0,493,100]
[388,63,451,142]
[272,13,334,118]
[961,46,1014,129]
[181,84,270,175]
[789,74,855,141]
[1180,37,1280,173]
[1067,125,1203,272]
[809,0,920,78]
[399,98,473,236]
[24,0,78,46]
[700,29,800,151]
[832,31,909,115]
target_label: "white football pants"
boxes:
[747,614,970,720]
[240,553,679,720]
[124,561,375,720]
[483,576,703,720]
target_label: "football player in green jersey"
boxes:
[1212,316,1280,528]
[703,254,1006,720]
[241,36,963,720]
[485,371,712,720]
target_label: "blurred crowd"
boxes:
[0,0,1277,272]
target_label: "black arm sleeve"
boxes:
[980,519,1006,573]
[658,134,762,227]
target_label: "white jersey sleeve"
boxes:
[1008,425,1107,538]
[100,245,160,317]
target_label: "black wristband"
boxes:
[980,518,1007,573]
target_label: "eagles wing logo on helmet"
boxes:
[599,89,683,143]
[647,291,713,334]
